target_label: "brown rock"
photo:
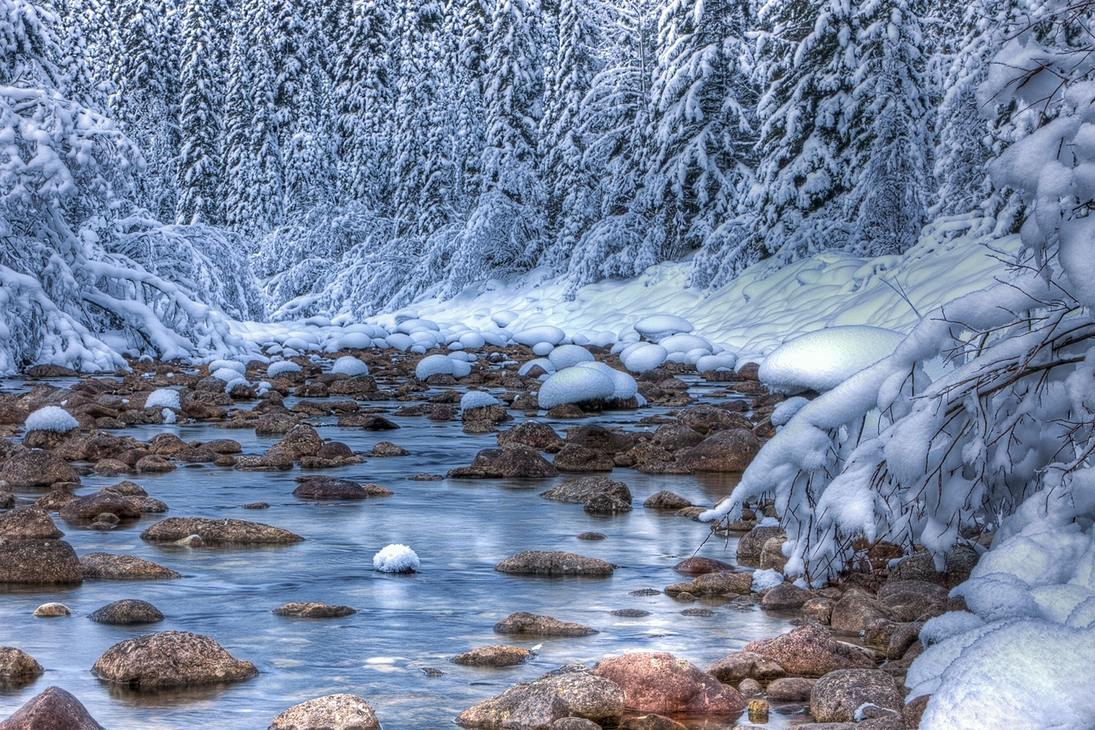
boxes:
[546,404,587,419]
[292,477,393,500]
[148,433,188,455]
[665,571,752,597]
[766,677,815,702]
[0,647,43,680]
[54,431,131,461]
[87,599,164,625]
[0,489,13,508]
[550,718,601,730]
[904,694,930,729]
[269,694,380,730]
[92,458,132,476]
[80,552,181,580]
[705,652,786,683]
[809,669,903,723]
[2,450,79,488]
[650,423,706,451]
[0,507,63,540]
[541,476,631,505]
[885,546,980,589]
[271,424,323,460]
[448,448,558,479]
[760,582,813,610]
[141,517,303,545]
[273,602,357,618]
[92,630,257,690]
[135,454,175,473]
[316,441,354,459]
[619,715,688,730]
[877,580,949,622]
[494,612,598,637]
[59,492,140,521]
[0,686,104,730]
[33,489,77,512]
[742,624,875,677]
[676,429,761,472]
[584,492,632,514]
[564,425,636,454]
[735,526,785,565]
[802,597,835,625]
[759,536,789,571]
[830,591,892,635]
[0,539,81,584]
[553,444,614,472]
[495,551,614,577]
[498,421,565,453]
[32,602,71,617]
[887,622,924,660]
[672,557,735,576]
[452,645,532,667]
[371,441,408,456]
[593,652,745,716]
[255,411,299,435]
[678,405,752,435]
[643,491,691,510]
[456,666,623,729]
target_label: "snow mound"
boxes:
[396,318,439,334]
[659,333,712,354]
[161,408,176,424]
[492,311,518,328]
[752,569,784,591]
[538,366,616,409]
[548,344,595,370]
[574,361,637,400]
[620,343,668,372]
[416,354,455,380]
[919,612,986,647]
[385,334,415,351]
[373,544,420,573]
[211,367,245,383]
[759,326,905,393]
[519,359,556,377]
[532,342,554,356]
[459,333,486,349]
[634,314,693,340]
[145,389,181,410]
[209,359,246,375]
[461,391,500,410]
[333,332,373,350]
[267,361,302,378]
[513,325,565,347]
[24,406,78,433]
[332,356,369,376]
[451,359,472,378]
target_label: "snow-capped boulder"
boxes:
[383,333,414,351]
[211,367,245,383]
[451,359,472,378]
[396,318,439,334]
[373,544,419,573]
[332,332,373,350]
[659,333,712,355]
[145,389,181,410]
[518,359,556,377]
[492,311,518,328]
[459,333,486,349]
[461,391,500,411]
[481,331,507,348]
[532,342,554,356]
[759,326,905,393]
[415,354,455,380]
[514,325,566,347]
[208,359,246,375]
[574,362,637,400]
[332,356,369,376]
[696,353,738,373]
[538,367,616,409]
[24,406,79,433]
[267,361,302,378]
[548,344,596,371]
[634,315,693,341]
[620,343,668,373]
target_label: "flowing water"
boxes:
[0,375,806,728]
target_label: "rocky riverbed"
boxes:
[0,346,976,728]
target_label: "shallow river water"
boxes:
[0,375,804,729]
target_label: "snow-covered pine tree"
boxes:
[222,0,283,234]
[107,0,180,222]
[845,0,932,256]
[648,0,757,254]
[331,0,393,208]
[559,0,664,298]
[538,0,599,270]
[175,0,229,226]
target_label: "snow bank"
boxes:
[759,326,905,393]
[24,406,78,433]
[634,314,693,340]
[373,544,420,573]
[538,366,616,408]
[145,389,181,410]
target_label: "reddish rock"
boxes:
[456,667,623,729]
[495,551,614,577]
[593,652,745,716]
[676,429,761,472]
[0,686,104,730]
[452,645,532,667]
[672,557,735,576]
[809,669,903,723]
[705,652,786,683]
[92,630,257,690]
[742,624,874,677]
[0,647,43,681]
[643,491,691,510]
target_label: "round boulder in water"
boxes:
[88,599,164,625]
[538,368,615,409]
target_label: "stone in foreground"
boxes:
[456,666,624,729]
[92,630,257,690]
[809,669,903,723]
[495,612,598,637]
[79,552,181,580]
[0,686,104,730]
[0,539,82,584]
[742,623,874,677]
[87,599,164,625]
[268,693,380,730]
[141,517,303,545]
[593,652,745,716]
[495,551,614,577]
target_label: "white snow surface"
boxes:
[548,344,596,370]
[372,544,420,573]
[331,356,369,376]
[752,569,784,591]
[538,366,616,409]
[634,314,693,340]
[415,354,455,380]
[145,389,181,410]
[620,343,668,372]
[460,391,500,410]
[24,406,78,433]
[266,360,302,377]
[759,326,905,393]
